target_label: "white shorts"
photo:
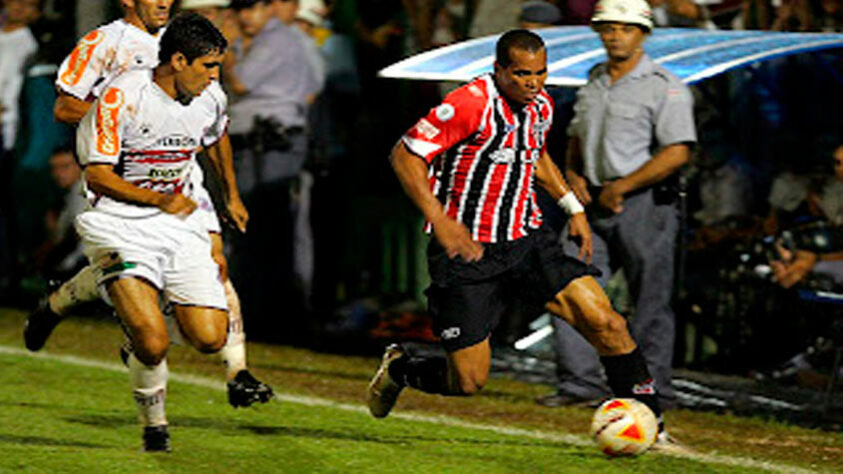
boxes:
[75,210,227,310]
[194,185,221,234]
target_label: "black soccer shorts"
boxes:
[425,225,600,352]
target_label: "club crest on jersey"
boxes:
[489,148,516,164]
[60,30,104,86]
[532,119,550,143]
[415,119,440,140]
[96,88,124,156]
[435,104,455,122]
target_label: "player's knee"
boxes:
[134,335,169,365]
[193,331,226,354]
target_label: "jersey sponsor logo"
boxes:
[440,327,461,340]
[435,103,456,122]
[489,148,516,164]
[156,135,197,148]
[415,118,440,140]
[148,166,186,180]
[96,87,124,156]
[60,30,104,87]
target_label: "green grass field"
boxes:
[0,309,840,473]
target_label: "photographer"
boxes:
[225,0,321,334]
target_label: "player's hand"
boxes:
[432,216,484,262]
[157,194,197,217]
[225,196,249,233]
[568,212,593,263]
[565,170,592,205]
[598,181,625,214]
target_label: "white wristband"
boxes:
[557,191,584,215]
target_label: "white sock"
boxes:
[128,353,168,427]
[48,265,100,316]
[219,279,247,380]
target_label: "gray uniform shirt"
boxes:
[229,18,320,135]
[568,54,696,186]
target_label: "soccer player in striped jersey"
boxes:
[23,0,273,409]
[367,29,667,438]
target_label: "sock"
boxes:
[219,279,247,380]
[128,353,168,427]
[388,355,460,395]
[48,265,100,316]
[600,347,663,428]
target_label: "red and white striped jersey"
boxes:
[76,70,228,218]
[402,75,554,243]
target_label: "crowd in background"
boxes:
[0,0,841,374]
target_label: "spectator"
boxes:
[765,145,843,235]
[519,0,563,28]
[226,0,321,336]
[541,0,696,409]
[33,148,86,282]
[0,0,39,153]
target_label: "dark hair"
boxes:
[158,12,228,65]
[496,29,545,68]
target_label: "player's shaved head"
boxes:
[496,29,545,69]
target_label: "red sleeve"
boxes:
[401,83,486,164]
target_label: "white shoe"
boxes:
[366,344,406,418]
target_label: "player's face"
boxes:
[594,22,647,62]
[175,51,224,103]
[237,2,272,37]
[130,0,173,34]
[494,47,548,106]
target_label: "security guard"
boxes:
[544,0,697,409]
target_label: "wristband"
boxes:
[557,191,584,215]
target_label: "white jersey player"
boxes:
[24,0,272,411]
[74,13,237,452]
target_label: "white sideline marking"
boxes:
[0,345,817,474]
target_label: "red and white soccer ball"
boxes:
[590,398,658,456]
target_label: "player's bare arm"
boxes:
[85,164,197,217]
[54,91,92,124]
[564,136,592,205]
[390,141,483,262]
[205,133,248,232]
[536,150,593,262]
[597,143,689,213]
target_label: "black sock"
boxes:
[600,348,663,429]
[388,355,458,395]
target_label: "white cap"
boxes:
[181,0,231,9]
[591,0,654,30]
[295,0,326,26]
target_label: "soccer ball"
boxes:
[590,398,658,456]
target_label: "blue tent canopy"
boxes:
[379,27,843,86]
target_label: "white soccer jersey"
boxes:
[57,19,161,102]
[57,19,229,226]
[76,70,227,218]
